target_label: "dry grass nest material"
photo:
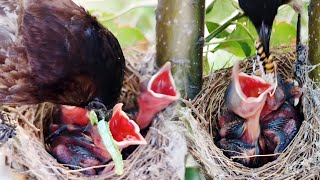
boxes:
[0,52,187,180]
[180,46,320,179]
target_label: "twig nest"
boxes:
[1,52,187,179]
[181,46,320,179]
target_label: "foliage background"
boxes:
[77,0,309,75]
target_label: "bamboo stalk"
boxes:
[156,0,205,99]
[309,0,320,82]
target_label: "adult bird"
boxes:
[238,0,302,76]
[0,0,125,109]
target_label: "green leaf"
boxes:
[97,120,124,175]
[185,167,205,180]
[89,111,99,125]
[209,50,240,70]
[270,22,296,48]
[203,56,211,76]
[112,27,148,48]
[135,8,156,33]
[206,22,230,38]
[239,42,252,57]
[213,21,255,58]
[206,0,217,14]
[214,41,247,57]
[205,12,244,42]
[206,0,238,24]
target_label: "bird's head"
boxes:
[57,103,146,151]
[83,21,126,109]
[225,63,276,121]
[224,63,277,144]
[135,62,179,129]
[90,103,147,151]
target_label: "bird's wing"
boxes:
[0,0,125,106]
[21,0,106,105]
[0,0,37,105]
[21,0,89,83]
[0,0,18,51]
[0,0,97,105]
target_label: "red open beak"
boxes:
[226,63,276,120]
[109,103,147,149]
[136,62,179,129]
[60,105,90,126]
[225,63,276,144]
[91,103,147,150]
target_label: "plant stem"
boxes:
[231,22,255,41]
[309,0,320,82]
[102,1,157,21]
[204,38,252,46]
[205,12,244,42]
[156,0,205,99]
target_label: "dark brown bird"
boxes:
[0,0,125,108]
[238,0,302,58]
[239,0,302,81]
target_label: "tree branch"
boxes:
[309,0,320,82]
[156,0,205,99]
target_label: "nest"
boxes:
[181,46,320,179]
[0,52,187,179]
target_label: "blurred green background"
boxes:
[76,0,309,73]
[75,0,157,52]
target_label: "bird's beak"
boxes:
[258,22,272,57]
[109,103,147,149]
[225,63,276,120]
[225,63,276,144]
[60,105,90,126]
[136,62,179,129]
